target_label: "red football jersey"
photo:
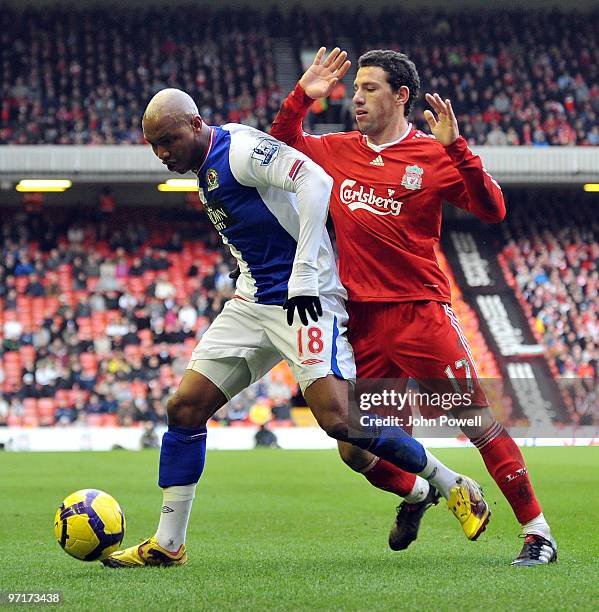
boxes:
[271,84,505,303]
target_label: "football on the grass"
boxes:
[54,489,125,561]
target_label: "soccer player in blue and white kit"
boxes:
[104,88,489,567]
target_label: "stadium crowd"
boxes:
[289,7,599,145]
[0,209,297,428]
[500,193,598,424]
[1,7,599,145]
[0,7,282,144]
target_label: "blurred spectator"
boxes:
[153,274,176,300]
[89,292,107,312]
[97,258,121,292]
[141,422,160,448]
[0,394,8,426]
[254,424,279,448]
[54,397,77,424]
[178,300,198,329]
[99,186,116,217]
[25,273,46,297]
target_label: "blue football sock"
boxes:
[352,425,427,473]
[158,426,207,487]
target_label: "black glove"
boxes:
[229,266,241,280]
[282,295,323,326]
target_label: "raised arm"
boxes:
[270,47,351,161]
[426,93,506,223]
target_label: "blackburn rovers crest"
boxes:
[206,168,219,191]
[401,164,423,191]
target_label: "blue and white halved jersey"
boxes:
[196,124,347,306]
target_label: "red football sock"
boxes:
[473,422,542,524]
[361,458,417,497]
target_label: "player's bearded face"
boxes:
[353,67,401,137]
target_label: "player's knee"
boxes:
[166,392,211,428]
[322,418,349,441]
[311,396,350,441]
[166,393,191,427]
[337,441,372,472]
[318,405,349,441]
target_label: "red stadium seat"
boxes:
[39,414,55,426]
[55,390,70,403]
[142,271,156,285]
[130,381,147,398]
[80,353,97,370]
[86,414,104,427]
[19,345,36,362]
[22,415,40,427]
[102,414,119,427]
[7,414,23,427]
[38,398,56,418]
[16,296,32,311]
[23,398,38,416]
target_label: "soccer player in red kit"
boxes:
[271,47,556,566]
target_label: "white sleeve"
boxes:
[228,128,333,299]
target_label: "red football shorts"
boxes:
[347,300,489,410]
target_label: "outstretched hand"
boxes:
[299,47,351,100]
[424,93,459,146]
[283,295,323,326]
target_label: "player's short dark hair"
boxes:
[358,50,420,117]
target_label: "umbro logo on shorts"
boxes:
[301,358,325,365]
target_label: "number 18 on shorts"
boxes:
[188,294,356,394]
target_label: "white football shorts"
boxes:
[186,294,356,398]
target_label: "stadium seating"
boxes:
[1,7,598,145]
[499,193,597,424]
[0,208,301,427]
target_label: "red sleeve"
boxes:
[437,136,506,223]
[269,83,329,167]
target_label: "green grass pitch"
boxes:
[1,447,598,610]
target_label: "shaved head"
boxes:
[142,88,210,175]
[143,88,199,129]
